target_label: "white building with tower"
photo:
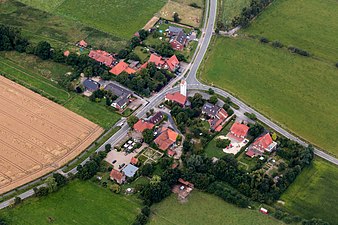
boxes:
[165,79,187,106]
[180,79,187,96]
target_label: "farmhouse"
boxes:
[110,169,126,184]
[170,31,188,51]
[88,50,115,67]
[83,79,100,92]
[154,127,178,151]
[134,119,155,132]
[148,54,180,72]
[246,133,277,157]
[229,122,249,141]
[104,83,132,110]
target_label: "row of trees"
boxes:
[77,151,108,180]
[232,0,274,28]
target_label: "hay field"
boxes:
[0,76,103,195]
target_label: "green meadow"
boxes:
[200,37,338,155]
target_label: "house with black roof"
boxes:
[83,79,100,92]
[104,83,132,110]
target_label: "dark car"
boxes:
[112,160,117,164]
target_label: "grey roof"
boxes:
[114,95,129,108]
[149,112,164,124]
[202,102,220,117]
[104,83,132,97]
[169,26,183,35]
[83,79,100,91]
[122,164,139,178]
[174,31,187,45]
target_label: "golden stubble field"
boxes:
[0,76,103,194]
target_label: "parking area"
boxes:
[219,135,248,155]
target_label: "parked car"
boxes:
[112,160,117,164]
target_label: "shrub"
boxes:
[260,37,269,43]
[272,40,283,48]
[216,139,231,148]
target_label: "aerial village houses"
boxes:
[109,61,136,76]
[246,133,277,158]
[148,54,180,72]
[83,79,100,92]
[154,127,179,151]
[110,169,126,184]
[229,122,250,141]
[165,80,187,106]
[202,102,229,131]
[148,112,164,124]
[77,40,88,48]
[133,119,155,133]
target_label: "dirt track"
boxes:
[0,76,103,195]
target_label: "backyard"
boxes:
[200,37,338,156]
[280,159,338,225]
[0,180,141,225]
[149,191,284,225]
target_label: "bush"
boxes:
[335,62,338,68]
[272,40,283,48]
[288,46,310,57]
[14,196,22,205]
[260,37,269,43]
[141,206,151,217]
[216,139,231,148]
[189,3,201,8]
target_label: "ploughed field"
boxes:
[0,76,103,195]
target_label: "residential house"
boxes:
[110,61,136,75]
[149,112,164,124]
[148,54,180,72]
[170,31,188,51]
[165,92,187,106]
[133,119,155,132]
[229,122,249,141]
[246,133,277,158]
[209,108,228,132]
[168,26,184,36]
[63,50,70,57]
[130,157,138,165]
[165,55,180,71]
[89,50,115,67]
[104,83,132,110]
[122,164,139,178]
[110,169,126,184]
[202,102,220,118]
[83,79,100,92]
[78,40,88,48]
[154,127,178,151]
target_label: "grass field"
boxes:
[150,191,284,225]
[280,159,338,225]
[200,37,338,155]
[20,0,167,40]
[218,0,250,26]
[0,180,141,225]
[0,52,120,129]
[0,0,127,51]
[243,0,338,63]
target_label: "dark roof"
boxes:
[174,31,187,45]
[83,79,100,91]
[114,95,129,108]
[104,83,132,97]
[202,102,220,117]
[169,26,183,35]
[149,112,164,124]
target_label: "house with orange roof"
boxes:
[154,127,178,151]
[110,61,129,75]
[89,50,115,67]
[165,55,180,71]
[130,157,139,165]
[133,119,155,133]
[110,169,126,184]
[165,92,187,106]
[147,54,180,72]
[246,133,277,157]
[229,122,249,141]
[149,54,165,68]
[63,50,70,57]
[78,40,88,48]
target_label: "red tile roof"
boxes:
[110,169,125,183]
[110,61,129,75]
[165,92,187,106]
[178,178,194,188]
[79,40,88,47]
[166,55,179,71]
[89,50,115,67]
[149,54,165,66]
[230,122,249,138]
[246,149,255,158]
[124,67,136,74]
[63,50,70,57]
[139,62,148,70]
[167,149,176,156]
[154,127,178,151]
[133,120,155,132]
[253,133,273,150]
[130,157,138,165]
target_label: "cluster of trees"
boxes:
[33,173,67,197]
[77,151,108,180]
[133,206,151,225]
[0,25,29,52]
[272,209,329,225]
[115,62,175,96]
[222,97,235,116]
[216,138,231,148]
[232,0,274,28]
[89,89,118,106]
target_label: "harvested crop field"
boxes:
[0,76,103,195]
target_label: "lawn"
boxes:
[55,0,167,40]
[0,180,141,225]
[280,159,338,225]
[243,0,338,63]
[0,52,120,129]
[149,191,284,225]
[200,37,338,156]
[218,0,250,26]
[1,0,127,51]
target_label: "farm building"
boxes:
[88,50,115,67]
